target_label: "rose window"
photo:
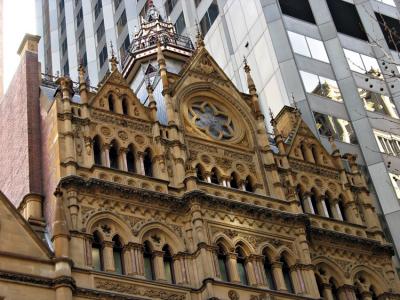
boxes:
[188,101,234,140]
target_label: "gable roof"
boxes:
[0,191,53,259]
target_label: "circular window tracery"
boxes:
[188,101,235,141]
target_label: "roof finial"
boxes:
[195,21,205,48]
[269,107,275,122]
[109,41,119,72]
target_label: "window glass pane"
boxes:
[164,260,173,283]
[288,31,310,57]
[92,248,101,271]
[218,257,228,281]
[307,37,329,62]
[314,112,357,144]
[344,49,365,73]
[361,54,381,75]
[300,71,342,102]
[358,88,399,118]
[237,261,248,285]
[144,256,153,279]
[113,250,123,274]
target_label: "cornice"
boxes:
[309,227,394,256]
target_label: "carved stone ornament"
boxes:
[101,126,111,136]
[228,290,239,300]
[236,163,245,173]
[95,278,186,300]
[135,135,145,144]
[201,154,211,164]
[118,130,128,141]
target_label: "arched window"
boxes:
[108,94,115,112]
[245,176,254,192]
[162,245,175,284]
[195,164,205,181]
[230,172,239,189]
[263,252,276,290]
[315,274,324,298]
[281,256,294,293]
[122,97,129,115]
[330,279,339,300]
[143,148,153,177]
[296,185,306,213]
[126,145,136,173]
[210,168,220,184]
[109,140,119,169]
[310,189,319,215]
[235,246,248,285]
[93,136,102,165]
[92,231,103,271]
[143,241,154,280]
[217,243,229,282]
[338,195,347,222]
[112,235,124,275]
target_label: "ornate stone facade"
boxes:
[0,7,400,300]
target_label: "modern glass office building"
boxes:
[36,0,400,266]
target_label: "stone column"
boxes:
[338,285,356,300]
[304,193,315,214]
[316,196,326,217]
[129,243,145,277]
[271,261,286,291]
[123,245,132,275]
[204,172,211,183]
[245,256,258,286]
[153,250,166,281]
[321,283,334,300]
[137,152,145,175]
[361,291,373,300]
[226,252,240,283]
[333,200,343,221]
[103,241,115,272]
[321,197,330,218]
[251,255,267,287]
[119,147,128,172]
[103,144,110,168]
[66,190,79,230]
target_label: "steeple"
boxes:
[243,57,262,118]
[109,42,119,72]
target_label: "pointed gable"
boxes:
[0,191,52,260]
[90,69,153,122]
[274,106,336,168]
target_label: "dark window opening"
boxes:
[108,94,115,112]
[127,145,135,173]
[122,97,128,115]
[263,254,276,290]
[235,246,248,285]
[217,244,229,281]
[162,245,175,284]
[245,176,254,192]
[210,168,220,184]
[143,241,154,280]
[278,0,315,24]
[326,0,368,41]
[93,136,102,165]
[92,231,103,271]
[281,256,294,293]
[112,235,124,275]
[195,164,205,181]
[230,173,239,189]
[144,149,153,177]
[109,141,119,169]
[375,13,400,51]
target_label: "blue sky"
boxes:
[3,0,36,90]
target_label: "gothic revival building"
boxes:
[0,7,400,300]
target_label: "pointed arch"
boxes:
[280,254,294,293]
[162,244,175,284]
[122,96,129,115]
[230,172,240,189]
[143,240,155,280]
[143,148,153,177]
[109,139,120,169]
[126,144,136,173]
[244,175,255,192]
[93,135,103,165]
[235,244,248,285]
[195,163,206,181]
[216,241,230,282]
[210,167,221,184]
[108,94,115,112]
[310,187,320,215]
[112,234,124,275]
[261,246,276,290]
[92,230,104,271]
[351,267,389,295]
[313,257,346,287]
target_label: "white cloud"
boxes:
[3,0,37,91]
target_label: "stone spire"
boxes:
[195,22,205,49]
[109,42,119,72]
[243,57,261,117]
[78,63,88,104]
